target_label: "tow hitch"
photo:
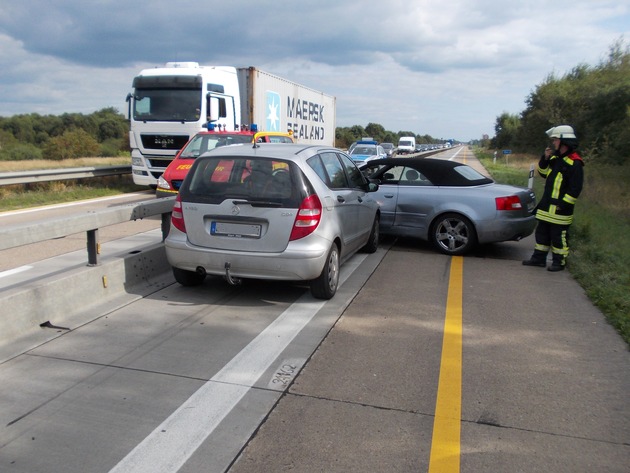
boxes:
[224,262,242,286]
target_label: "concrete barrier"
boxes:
[0,243,173,362]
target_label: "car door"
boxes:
[338,152,375,241]
[392,166,435,234]
[368,165,402,230]
[317,152,363,252]
[366,164,435,234]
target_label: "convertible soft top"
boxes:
[361,158,494,186]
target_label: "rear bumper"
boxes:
[477,215,537,244]
[165,230,330,281]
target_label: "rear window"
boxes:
[453,165,487,181]
[182,156,304,206]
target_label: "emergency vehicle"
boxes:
[155,127,294,198]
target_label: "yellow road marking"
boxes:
[428,256,463,472]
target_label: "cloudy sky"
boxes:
[1,1,628,141]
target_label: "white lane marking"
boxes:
[109,254,367,473]
[448,146,463,160]
[0,265,33,278]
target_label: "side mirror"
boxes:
[367,181,379,192]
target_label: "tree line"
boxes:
[492,39,629,165]
[0,107,446,162]
[0,107,129,161]
[335,123,445,149]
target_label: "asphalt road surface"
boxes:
[0,232,628,472]
[0,149,627,472]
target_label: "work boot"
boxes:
[522,250,547,267]
[547,264,565,272]
[548,254,565,272]
[522,259,546,267]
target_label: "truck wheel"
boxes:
[173,267,205,286]
[310,244,339,299]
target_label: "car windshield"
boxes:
[351,146,376,155]
[180,134,253,158]
[256,134,294,143]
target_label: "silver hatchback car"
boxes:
[165,143,380,299]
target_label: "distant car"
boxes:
[156,130,294,197]
[165,143,380,299]
[360,157,537,255]
[397,137,416,154]
[349,141,387,164]
[253,131,295,144]
[381,142,395,157]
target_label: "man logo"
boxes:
[266,91,281,131]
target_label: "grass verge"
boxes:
[0,157,146,212]
[476,148,630,346]
[0,177,146,211]
[0,156,130,172]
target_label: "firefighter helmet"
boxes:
[546,125,577,139]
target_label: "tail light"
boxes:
[495,195,523,211]
[171,194,186,233]
[290,194,322,241]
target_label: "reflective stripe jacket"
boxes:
[536,152,584,225]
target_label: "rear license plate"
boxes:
[211,221,261,238]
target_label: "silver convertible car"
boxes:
[165,143,380,299]
[360,157,537,255]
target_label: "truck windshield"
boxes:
[133,88,202,122]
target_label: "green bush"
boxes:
[99,138,127,157]
[43,129,100,160]
[0,143,43,161]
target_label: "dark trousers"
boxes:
[532,220,570,265]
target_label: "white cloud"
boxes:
[0,0,628,140]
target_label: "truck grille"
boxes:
[146,156,174,168]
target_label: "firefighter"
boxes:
[523,125,585,271]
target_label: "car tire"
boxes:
[430,213,477,255]
[361,214,380,253]
[172,267,206,286]
[310,244,340,300]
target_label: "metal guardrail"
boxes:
[0,196,176,265]
[0,150,449,264]
[0,165,131,186]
